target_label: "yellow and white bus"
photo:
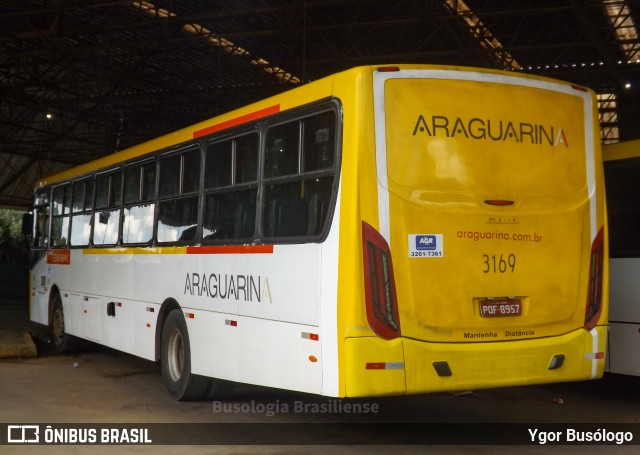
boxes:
[603,139,640,376]
[27,65,608,400]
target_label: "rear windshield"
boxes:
[384,78,588,199]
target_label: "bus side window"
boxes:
[31,189,50,249]
[182,150,201,194]
[303,112,335,172]
[157,146,200,244]
[159,154,181,198]
[262,109,337,240]
[70,177,94,247]
[203,189,256,240]
[51,184,72,248]
[205,141,232,189]
[236,134,258,183]
[93,170,122,246]
[122,160,155,245]
[34,206,49,249]
[264,183,308,237]
[203,133,258,242]
[157,198,198,243]
[306,178,333,235]
[264,122,300,178]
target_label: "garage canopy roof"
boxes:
[2,0,640,207]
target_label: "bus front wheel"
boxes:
[50,293,79,354]
[161,309,233,400]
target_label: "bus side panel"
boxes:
[100,298,158,360]
[188,312,323,394]
[135,247,321,327]
[608,322,640,376]
[318,179,342,397]
[29,268,49,326]
[334,69,382,397]
[609,258,640,321]
[607,258,640,375]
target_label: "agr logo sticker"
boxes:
[415,235,437,250]
[408,234,443,258]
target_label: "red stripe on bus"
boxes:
[186,245,274,255]
[193,105,280,138]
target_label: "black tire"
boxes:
[50,293,79,354]
[161,310,233,401]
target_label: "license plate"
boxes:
[479,298,522,318]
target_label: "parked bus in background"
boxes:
[26,65,608,400]
[603,139,640,376]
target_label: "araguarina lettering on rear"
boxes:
[412,114,568,147]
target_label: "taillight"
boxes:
[362,221,401,339]
[584,227,605,330]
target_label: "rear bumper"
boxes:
[344,325,607,397]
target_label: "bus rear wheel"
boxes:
[161,309,233,400]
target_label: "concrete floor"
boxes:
[1,299,640,454]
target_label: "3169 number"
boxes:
[482,253,516,273]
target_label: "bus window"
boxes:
[159,146,200,197]
[235,134,258,183]
[204,141,232,189]
[93,210,120,245]
[51,184,72,248]
[159,154,181,198]
[264,182,308,237]
[32,189,49,250]
[70,213,92,247]
[95,170,122,209]
[306,177,333,235]
[71,180,87,213]
[123,204,154,244]
[264,122,300,178]
[158,147,200,243]
[142,161,156,201]
[203,189,256,240]
[262,111,337,239]
[157,198,198,242]
[303,111,335,172]
[124,165,140,205]
[183,150,201,194]
[122,160,155,245]
[93,170,122,246]
[203,132,259,241]
[70,177,94,247]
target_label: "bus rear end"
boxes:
[343,66,607,396]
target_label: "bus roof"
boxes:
[35,64,590,189]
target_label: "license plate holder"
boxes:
[479,298,522,318]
